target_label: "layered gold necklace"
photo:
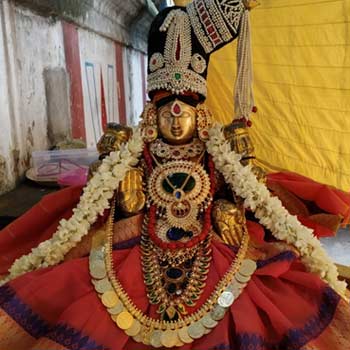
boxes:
[89,200,257,348]
[141,215,212,321]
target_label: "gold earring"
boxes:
[141,102,158,143]
[196,103,212,141]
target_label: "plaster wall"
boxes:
[79,28,120,148]
[0,3,16,193]
[123,47,147,126]
[0,1,147,195]
[13,6,66,153]
[0,2,66,194]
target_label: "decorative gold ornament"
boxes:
[97,123,132,156]
[147,159,211,230]
[187,0,244,54]
[147,9,208,97]
[89,200,256,347]
[141,220,212,318]
[150,138,205,161]
[224,122,255,161]
[88,200,257,347]
[117,168,146,216]
[149,53,165,72]
[141,102,158,143]
[196,103,213,141]
[212,199,247,246]
[223,122,267,182]
[191,53,207,74]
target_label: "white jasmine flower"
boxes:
[206,123,347,297]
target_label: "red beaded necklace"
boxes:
[143,144,216,250]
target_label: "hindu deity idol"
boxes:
[0,1,349,349]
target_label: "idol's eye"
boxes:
[181,112,191,118]
[159,110,171,119]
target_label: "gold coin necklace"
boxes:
[89,201,257,348]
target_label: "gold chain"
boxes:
[106,202,249,327]
[89,200,256,347]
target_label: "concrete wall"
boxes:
[0,2,15,193]
[0,2,66,193]
[0,0,148,194]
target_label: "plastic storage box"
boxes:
[32,148,99,181]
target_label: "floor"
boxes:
[0,180,58,228]
[0,182,349,266]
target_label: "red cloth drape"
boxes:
[0,185,83,275]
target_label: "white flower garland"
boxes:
[206,124,347,297]
[1,123,346,298]
[0,128,144,286]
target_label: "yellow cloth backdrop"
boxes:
[206,0,350,191]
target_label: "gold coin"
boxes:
[211,305,226,321]
[227,282,241,297]
[116,311,134,330]
[94,278,113,294]
[132,332,142,343]
[90,249,104,261]
[142,328,151,346]
[101,290,119,308]
[236,281,247,290]
[178,326,194,344]
[188,321,205,339]
[201,314,218,329]
[89,261,106,279]
[218,291,235,308]
[239,259,257,276]
[235,272,251,284]
[161,329,178,348]
[108,301,124,315]
[125,319,141,337]
[175,336,185,347]
[203,327,211,335]
[150,330,163,348]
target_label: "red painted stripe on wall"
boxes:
[100,69,107,132]
[115,42,127,125]
[62,21,86,140]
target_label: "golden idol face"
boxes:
[157,100,196,145]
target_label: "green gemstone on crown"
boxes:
[175,73,181,80]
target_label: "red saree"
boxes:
[1,173,350,350]
[0,225,350,350]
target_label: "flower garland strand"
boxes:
[0,128,144,286]
[206,124,347,297]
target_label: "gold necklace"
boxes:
[150,138,205,161]
[150,149,205,196]
[141,214,212,320]
[89,201,256,347]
